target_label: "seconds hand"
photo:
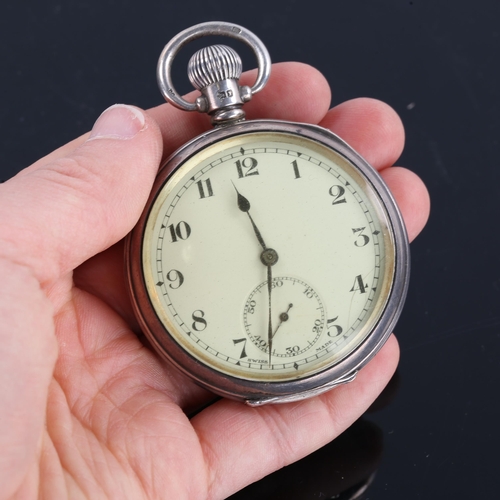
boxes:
[232,183,279,366]
[272,303,293,339]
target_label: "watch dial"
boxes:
[141,131,395,382]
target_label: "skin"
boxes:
[0,62,430,500]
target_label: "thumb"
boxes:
[0,104,163,287]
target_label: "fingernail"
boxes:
[88,104,146,141]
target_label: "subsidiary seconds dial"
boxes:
[244,277,325,358]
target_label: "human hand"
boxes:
[0,62,429,499]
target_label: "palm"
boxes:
[0,63,429,499]
[46,245,211,498]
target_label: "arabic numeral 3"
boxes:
[352,227,370,247]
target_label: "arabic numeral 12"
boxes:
[235,157,259,178]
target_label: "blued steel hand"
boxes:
[233,183,279,365]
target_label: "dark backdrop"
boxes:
[1,1,499,498]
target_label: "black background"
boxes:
[1,1,499,498]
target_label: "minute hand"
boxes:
[233,184,279,365]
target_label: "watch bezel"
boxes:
[125,119,410,404]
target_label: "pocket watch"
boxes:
[125,21,410,406]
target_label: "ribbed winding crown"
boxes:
[187,44,243,90]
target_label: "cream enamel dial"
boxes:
[133,128,399,391]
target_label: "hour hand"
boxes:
[232,183,279,266]
[232,182,268,250]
